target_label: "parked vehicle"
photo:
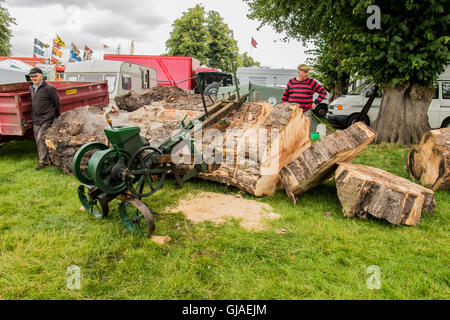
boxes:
[0,81,109,143]
[327,66,450,129]
[104,55,200,91]
[64,60,157,106]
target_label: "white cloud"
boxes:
[6,0,313,69]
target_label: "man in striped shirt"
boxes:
[281,64,328,133]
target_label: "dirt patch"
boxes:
[170,192,280,231]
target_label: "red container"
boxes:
[104,55,200,90]
[0,81,109,143]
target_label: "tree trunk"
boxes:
[407,128,450,190]
[374,81,433,145]
[197,102,311,196]
[335,163,436,226]
[330,81,346,103]
[280,122,376,203]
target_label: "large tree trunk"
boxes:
[330,80,346,103]
[196,102,311,196]
[374,81,433,145]
[280,122,376,203]
[335,163,436,226]
[407,128,450,190]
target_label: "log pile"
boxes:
[44,99,206,174]
[280,122,376,203]
[114,85,188,111]
[407,128,450,190]
[335,163,436,226]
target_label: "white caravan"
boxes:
[327,66,450,129]
[64,60,157,106]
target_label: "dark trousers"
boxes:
[33,122,53,164]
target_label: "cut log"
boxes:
[335,163,436,226]
[280,122,377,203]
[195,102,312,196]
[407,128,450,190]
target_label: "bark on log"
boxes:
[335,163,436,226]
[407,128,450,190]
[280,122,376,203]
[195,102,312,196]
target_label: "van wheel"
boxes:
[204,83,220,97]
[347,113,370,128]
[441,118,450,128]
[313,104,328,118]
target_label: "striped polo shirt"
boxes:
[281,77,328,111]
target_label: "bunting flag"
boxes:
[251,37,258,49]
[69,42,82,62]
[83,45,93,60]
[52,46,63,58]
[54,34,66,48]
[33,38,48,58]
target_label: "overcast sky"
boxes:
[5,0,313,69]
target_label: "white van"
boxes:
[64,60,157,106]
[327,66,450,129]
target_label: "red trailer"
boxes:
[104,55,200,91]
[0,81,109,143]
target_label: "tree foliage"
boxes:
[240,52,261,67]
[0,0,15,56]
[166,5,260,71]
[246,0,450,144]
[165,5,211,64]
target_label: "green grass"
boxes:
[0,140,449,299]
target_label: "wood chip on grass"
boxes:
[170,192,280,231]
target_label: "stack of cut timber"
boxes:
[280,122,376,203]
[197,102,311,196]
[335,163,436,226]
[407,128,450,190]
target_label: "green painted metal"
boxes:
[103,125,145,156]
[119,198,155,237]
[88,148,130,194]
[72,142,109,185]
[77,185,107,219]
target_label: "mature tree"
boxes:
[0,0,15,56]
[206,10,241,71]
[246,0,450,145]
[166,5,260,71]
[240,52,261,67]
[165,5,211,64]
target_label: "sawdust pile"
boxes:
[170,192,280,231]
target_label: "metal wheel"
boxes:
[88,149,130,194]
[72,142,109,185]
[119,197,155,237]
[78,185,109,219]
[126,146,168,198]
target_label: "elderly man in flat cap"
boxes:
[281,64,328,133]
[28,67,61,170]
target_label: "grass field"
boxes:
[0,140,448,300]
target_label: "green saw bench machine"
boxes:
[72,71,248,237]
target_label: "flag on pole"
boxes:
[33,38,48,58]
[69,42,82,62]
[103,44,109,48]
[52,46,63,58]
[83,45,93,60]
[54,34,66,48]
[251,37,258,48]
